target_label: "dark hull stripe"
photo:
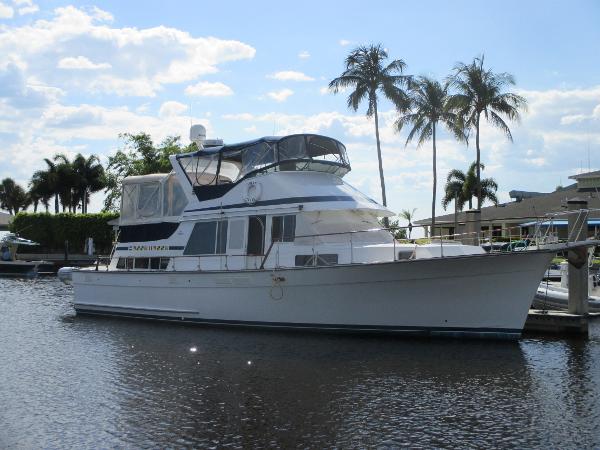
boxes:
[74,307,521,339]
[184,195,356,213]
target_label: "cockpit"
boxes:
[176,134,350,189]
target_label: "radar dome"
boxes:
[190,124,207,146]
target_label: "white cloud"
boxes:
[339,39,351,46]
[267,88,294,102]
[0,62,60,108]
[184,81,234,97]
[57,56,112,70]
[18,5,38,15]
[319,86,331,95]
[243,125,257,133]
[298,51,310,59]
[90,6,113,22]
[0,6,255,97]
[268,70,314,82]
[159,100,188,117]
[0,2,14,18]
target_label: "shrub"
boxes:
[9,212,119,253]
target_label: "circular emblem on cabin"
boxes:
[244,180,262,205]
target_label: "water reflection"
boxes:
[71,317,535,448]
[1,278,599,448]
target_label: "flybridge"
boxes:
[175,134,351,202]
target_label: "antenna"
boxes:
[586,122,592,172]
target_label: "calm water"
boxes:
[1,278,599,449]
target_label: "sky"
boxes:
[1,0,599,230]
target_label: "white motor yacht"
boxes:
[62,126,598,339]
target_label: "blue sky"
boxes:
[1,0,599,226]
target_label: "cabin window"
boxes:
[295,254,338,267]
[271,215,296,242]
[121,184,138,221]
[228,219,245,250]
[242,143,276,175]
[117,257,171,270]
[184,220,229,255]
[162,175,188,217]
[137,182,161,219]
[134,258,149,269]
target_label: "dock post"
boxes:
[567,198,589,315]
[463,209,481,246]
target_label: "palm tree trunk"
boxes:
[373,101,388,227]
[431,122,437,238]
[454,194,458,240]
[475,113,482,210]
[54,195,59,214]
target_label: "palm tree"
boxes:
[40,158,61,213]
[29,172,53,212]
[442,162,498,235]
[396,76,465,237]
[0,178,30,215]
[329,44,410,224]
[448,55,526,209]
[400,208,417,240]
[53,154,77,212]
[72,154,106,213]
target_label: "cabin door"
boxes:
[246,215,266,269]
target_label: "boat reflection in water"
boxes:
[76,316,537,448]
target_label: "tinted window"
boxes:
[184,221,228,255]
[272,215,296,242]
[217,221,228,254]
[184,221,217,255]
[134,258,149,269]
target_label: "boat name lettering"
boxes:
[130,245,170,251]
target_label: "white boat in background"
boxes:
[62,125,599,339]
[534,262,600,313]
[0,234,54,276]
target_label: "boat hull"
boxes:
[71,250,555,339]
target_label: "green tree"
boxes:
[399,208,417,239]
[29,171,53,213]
[53,154,78,212]
[329,44,410,224]
[103,133,195,211]
[442,162,498,236]
[39,158,61,213]
[378,217,407,240]
[396,76,465,236]
[71,154,107,213]
[0,178,30,215]
[448,55,526,209]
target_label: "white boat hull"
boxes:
[72,250,555,339]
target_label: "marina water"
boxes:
[1,277,599,448]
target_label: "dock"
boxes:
[524,309,600,336]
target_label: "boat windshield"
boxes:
[177,134,350,187]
